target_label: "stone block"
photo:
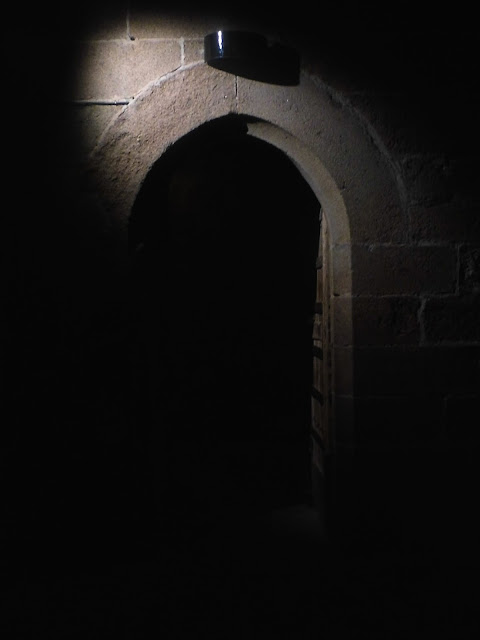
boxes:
[423,294,480,343]
[332,245,353,296]
[335,295,421,346]
[128,6,222,39]
[332,298,350,346]
[351,244,456,295]
[402,154,455,207]
[70,39,182,100]
[184,38,204,65]
[410,203,480,244]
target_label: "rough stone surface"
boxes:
[423,294,480,343]
[127,6,281,40]
[70,40,182,100]
[335,295,421,346]
[331,245,354,297]
[183,38,204,65]
[402,154,455,207]
[87,64,236,228]
[128,10,223,39]
[237,74,405,244]
[351,245,457,295]
[409,203,480,244]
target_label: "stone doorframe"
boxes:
[85,62,402,522]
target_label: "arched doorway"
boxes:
[128,115,325,530]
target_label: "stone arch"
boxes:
[89,63,402,244]
[86,62,404,522]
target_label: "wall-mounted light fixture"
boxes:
[204,30,300,86]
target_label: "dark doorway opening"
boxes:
[129,115,321,531]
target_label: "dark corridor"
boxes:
[129,116,321,527]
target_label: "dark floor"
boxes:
[3,500,479,639]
